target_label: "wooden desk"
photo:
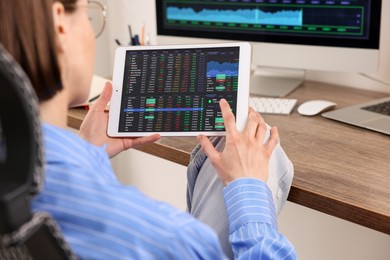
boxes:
[68,81,390,235]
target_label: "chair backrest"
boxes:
[0,43,75,259]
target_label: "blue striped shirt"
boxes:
[32,123,296,259]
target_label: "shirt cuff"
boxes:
[223,178,277,233]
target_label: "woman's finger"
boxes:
[122,134,161,149]
[197,135,220,164]
[219,99,237,137]
[243,107,260,138]
[265,127,279,158]
[255,111,267,143]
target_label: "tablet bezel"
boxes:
[108,42,251,137]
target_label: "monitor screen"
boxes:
[157,0,380,49]
[156,0,382,96]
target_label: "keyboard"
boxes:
[250,96,297,115]
[362,101,390,116]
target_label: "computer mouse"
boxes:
[297,100,337,116]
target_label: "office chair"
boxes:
[0,44,76,259]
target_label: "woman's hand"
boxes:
[78,82,160,158]
[197,99,279,185]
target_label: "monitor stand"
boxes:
[250,67,305,97]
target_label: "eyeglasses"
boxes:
[63,0,107,38]
[86,0,107,38]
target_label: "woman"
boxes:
[0,0,296,259]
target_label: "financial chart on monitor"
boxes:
[160,0,376,47]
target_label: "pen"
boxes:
[128,25,134,45]
[88,94,100,103]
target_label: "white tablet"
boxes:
[108,42,251,137]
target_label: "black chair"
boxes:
[0,44,76,259]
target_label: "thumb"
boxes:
[90,81,112,112]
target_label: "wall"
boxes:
[95,1,390,259]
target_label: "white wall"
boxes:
[278,201,390,260]
[95,1,390,259]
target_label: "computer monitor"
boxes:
[156,0,382,97]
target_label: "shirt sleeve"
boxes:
[223,178,297,260]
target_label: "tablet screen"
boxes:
[118,46,240,133]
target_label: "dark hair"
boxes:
[0,0,78,102]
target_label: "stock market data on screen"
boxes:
[159,0,375,47]
[118,47,240,133]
